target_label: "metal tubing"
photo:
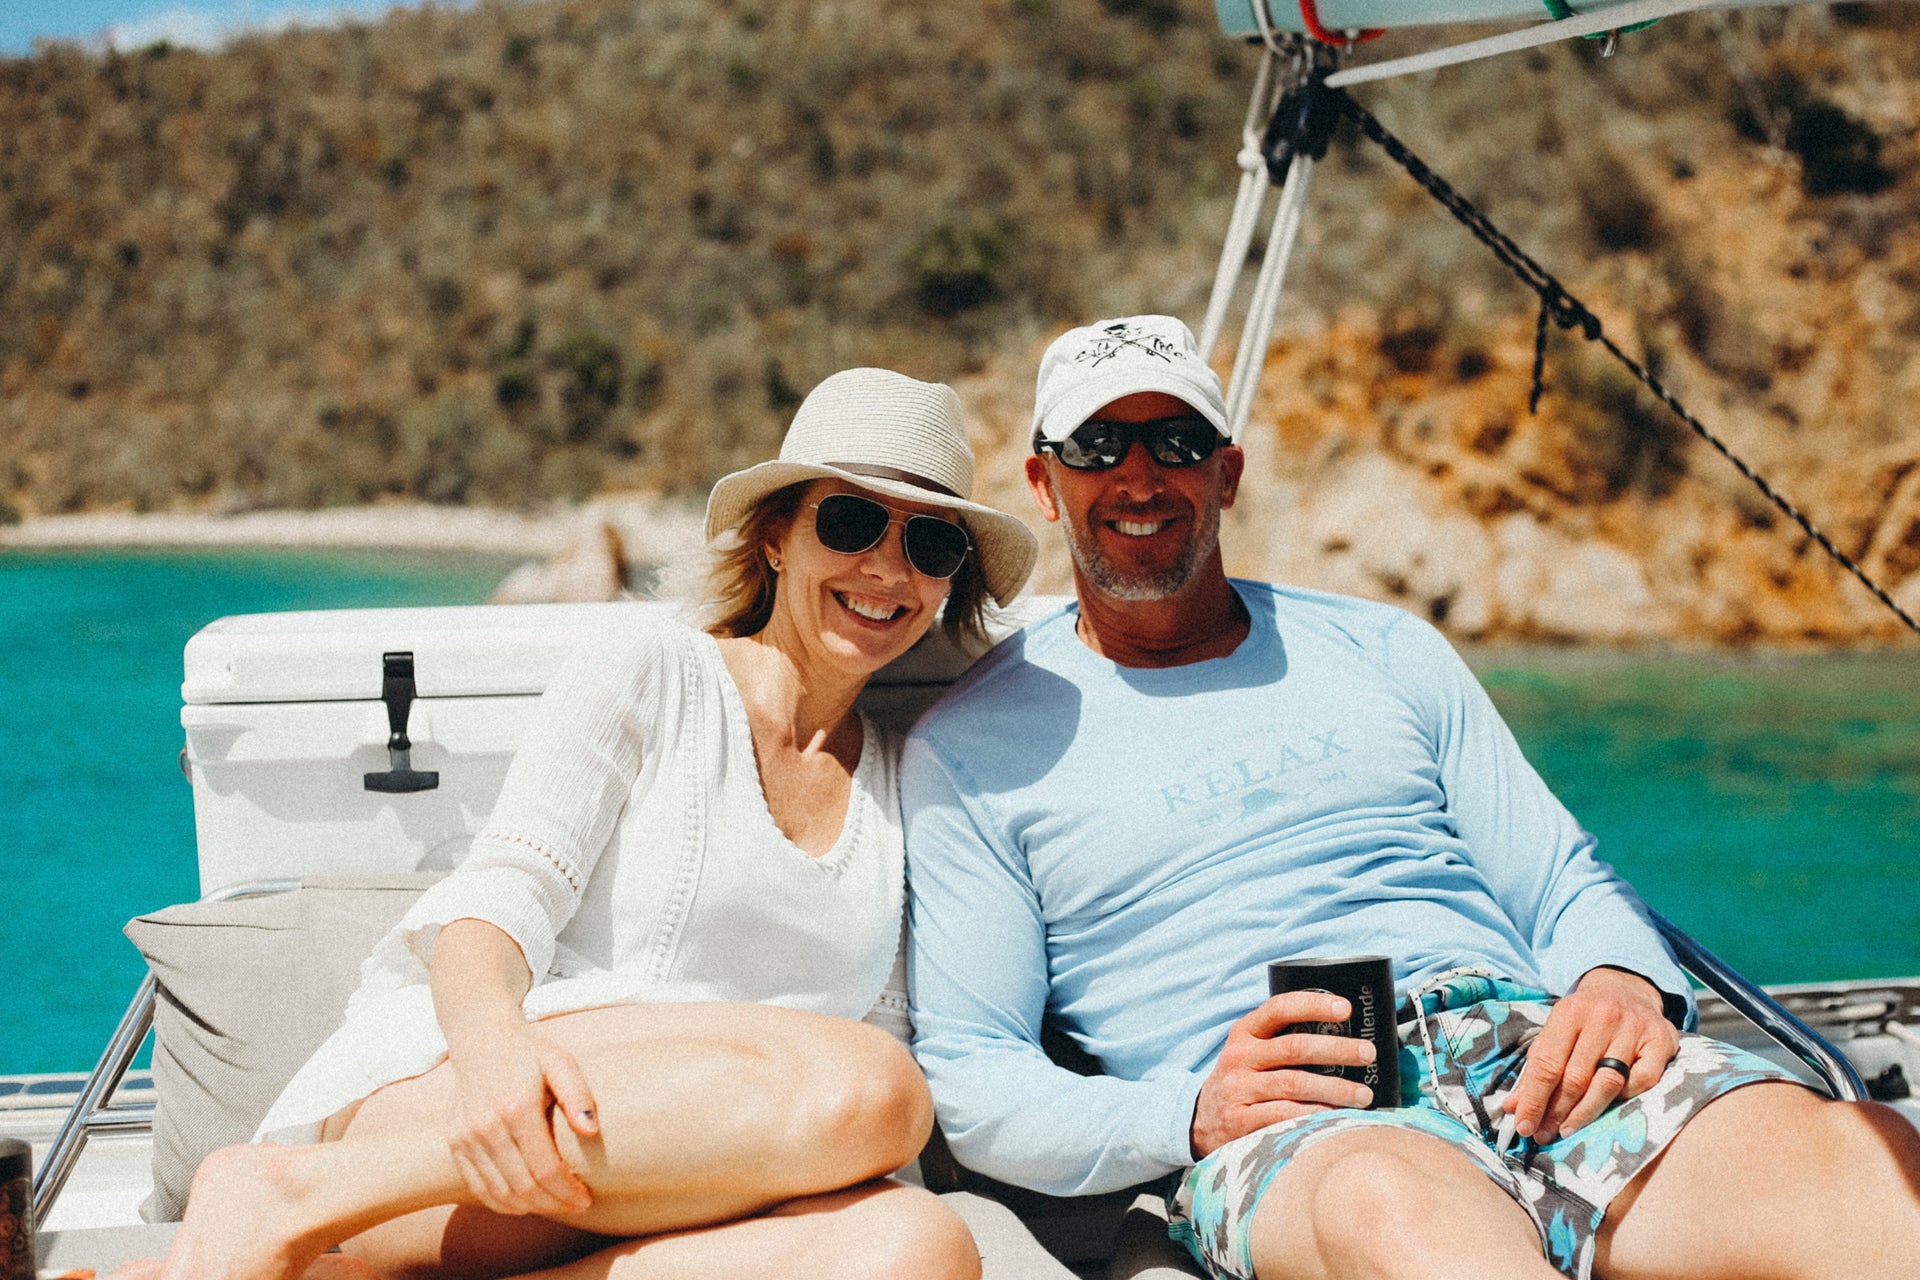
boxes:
[1199,45,1286,363]
[32,974,156,1227]
[72,1106,158,1133]
[1199,164,1273,363]
[31,877,305,1228]
[1225,153,1316,440]
[1650,908,1869,1102]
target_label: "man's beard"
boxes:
[1054,477,1223,602]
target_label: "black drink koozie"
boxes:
[0,1137,33,1280]
[1267,955,1401,1109]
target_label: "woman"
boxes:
[126,369,1038,1280]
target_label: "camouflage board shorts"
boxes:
[1168,970,1802,1280]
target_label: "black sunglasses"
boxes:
[1034,414,1225,471]
[807,493,971,580]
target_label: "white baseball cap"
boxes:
[1032,315,1230,446]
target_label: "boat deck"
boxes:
[2,1072,157,1231]
[9,979,1918,1239]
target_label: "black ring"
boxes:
[1594,1056,1632,1079]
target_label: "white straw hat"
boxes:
[1032,315,1231,445]
[704,368,1038,605]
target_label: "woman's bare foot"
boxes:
[303,1258,382,1279]
[155,1143,343,1280]
[106,1259,375,1280]
[103,1263,164,1280]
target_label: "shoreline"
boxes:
[6,503,1914,651]
[0,498,708,562]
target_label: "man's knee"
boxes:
[1771,1089,1920,1192]
[1599,1083,1920,1279]
[1683,1081,1894,1172]
[1250,1130,1518,1274]
[1308,1144,1435,1250]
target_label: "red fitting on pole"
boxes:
[1297,0,1384,45]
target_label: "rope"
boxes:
[1539,0,1661,39]
[1314,82,1919,638]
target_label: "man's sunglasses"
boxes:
[1034,415,1224,471]
[807,493,971,580]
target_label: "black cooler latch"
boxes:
[364,651,440,793]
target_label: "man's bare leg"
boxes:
[1595,1083,1920,1279]
[150,1003,932,1280]
[1246,1127,1560,1280]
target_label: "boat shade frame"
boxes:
[1320,0,1802,87]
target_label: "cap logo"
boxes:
[1075,321,1182,368]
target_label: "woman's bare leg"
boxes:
[513,1181,980,1280]
[107,1257,380,1280]
[152,1003,933,1280]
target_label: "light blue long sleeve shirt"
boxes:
[902,582,1688,1197]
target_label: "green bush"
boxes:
[549,327,623,443]
[1787,100,1893,196]
[905,219,1015,317]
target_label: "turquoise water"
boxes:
[0,548,516,1075]
[1471,650,1920,988]
[1,552,1915,1073]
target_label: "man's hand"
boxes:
[1503,966,1679,1145]
[1191,991,1377,1159]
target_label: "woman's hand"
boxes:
[428,918,601,1217]
[445,1022,600,1217]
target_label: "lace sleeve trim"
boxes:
[472,829,583,893]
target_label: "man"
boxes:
[902,315,1920,1280]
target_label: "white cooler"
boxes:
[179,599,1051,895]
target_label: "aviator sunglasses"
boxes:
[1035,414,1224,471]
[806,493,972,580]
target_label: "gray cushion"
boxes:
[938,1192,1083,1280]
[123,875,438,1221]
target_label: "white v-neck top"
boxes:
[258,617,907,1140]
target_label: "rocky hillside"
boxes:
[2,0,1915,642]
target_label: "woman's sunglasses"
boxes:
[807,493,971,580]
[1034,414,1224,471]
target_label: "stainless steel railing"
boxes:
[31,879,302,1228]
[1650,907,1868,1102]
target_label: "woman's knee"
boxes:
[793,1025,934,1176]
[547,1005,933,1183]
[833,1185,981,1280]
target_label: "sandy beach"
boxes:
[0,498,708,559]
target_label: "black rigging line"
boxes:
[1268,72,1919,639]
